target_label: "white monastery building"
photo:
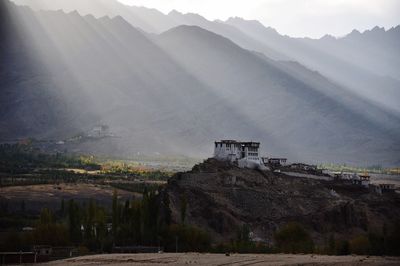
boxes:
[214,140,264,169]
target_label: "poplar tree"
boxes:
[112,189,118,236]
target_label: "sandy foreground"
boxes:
[43,253,400,266]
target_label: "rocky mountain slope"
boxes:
[163,159,400,245]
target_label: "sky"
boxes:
[118,0,400,38]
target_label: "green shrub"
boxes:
[386,223,400,256]
[335,239,350,255]
[274,222,314,254]
[350,235,370,255]
[162,224,211,252]
[368,231,384,255]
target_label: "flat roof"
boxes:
[217,140,239,143]
[241,142,260,145]
[215,140,260,145]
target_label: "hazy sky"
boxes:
[118,0,400,38]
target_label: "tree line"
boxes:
[0,143,100,174]
[0,189,210,253]
[1,190,400,256]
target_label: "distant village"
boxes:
[213,139,397,195]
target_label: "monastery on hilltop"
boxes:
[214,140,263,169]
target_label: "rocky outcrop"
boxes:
[163,159,400,245]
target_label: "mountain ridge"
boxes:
[10,0,400,39]
[1,0,400,165]
[11,0,400,114]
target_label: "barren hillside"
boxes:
[163,159,400,245]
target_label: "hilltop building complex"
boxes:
[214,140,264,169]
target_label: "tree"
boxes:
[68,199,82,243]
[274,222,314,254]
[162,193,172,226]
[84,199,96,241]
[350,235,370,255]
[386,223,400,255]
[123,199,130,224]
[140,190,159,244]
[35,208,70,246]
[1,232,22,252]
[327,234,335,255]
[34,223,69,246]
[39,208,54,225]
[112,189,118,236]
[162,224,211,252]
[60,198,65,216]
[131,200,142,244]
[237,224,251,243]
[94,205,108,251]
[368,230,384,255]
[180,193,187,225]
[20,200,26,212]
[335,239,350,255]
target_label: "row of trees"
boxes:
[2,189,400,255]
[101,163,171,181]
[0,189,210,253]
[111,189,210,252]
[109,182,162,195]
[323,229,400,256]
[272,222,400,256]
[0,169,97,188]
[211,222,400,255]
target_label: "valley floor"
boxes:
[44,253,400,266]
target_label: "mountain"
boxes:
[163,159,400,244]
[10,0,400,80]
[225,17,400,113]
[328,25,400,79]
[225,17,400,80]
[156,25,400,164]
[11,0,169,33]
[10,0,287,59]
[165,10,286,60]
[1,1,238,157]
[10,1,400,114]
[1,1,400,165]
[1,1,288,158]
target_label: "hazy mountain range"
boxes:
[1,0,400,165]
[11,0,400,113]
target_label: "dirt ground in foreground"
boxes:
[43,253,400,266]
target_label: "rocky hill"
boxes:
[163,159,400,245]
